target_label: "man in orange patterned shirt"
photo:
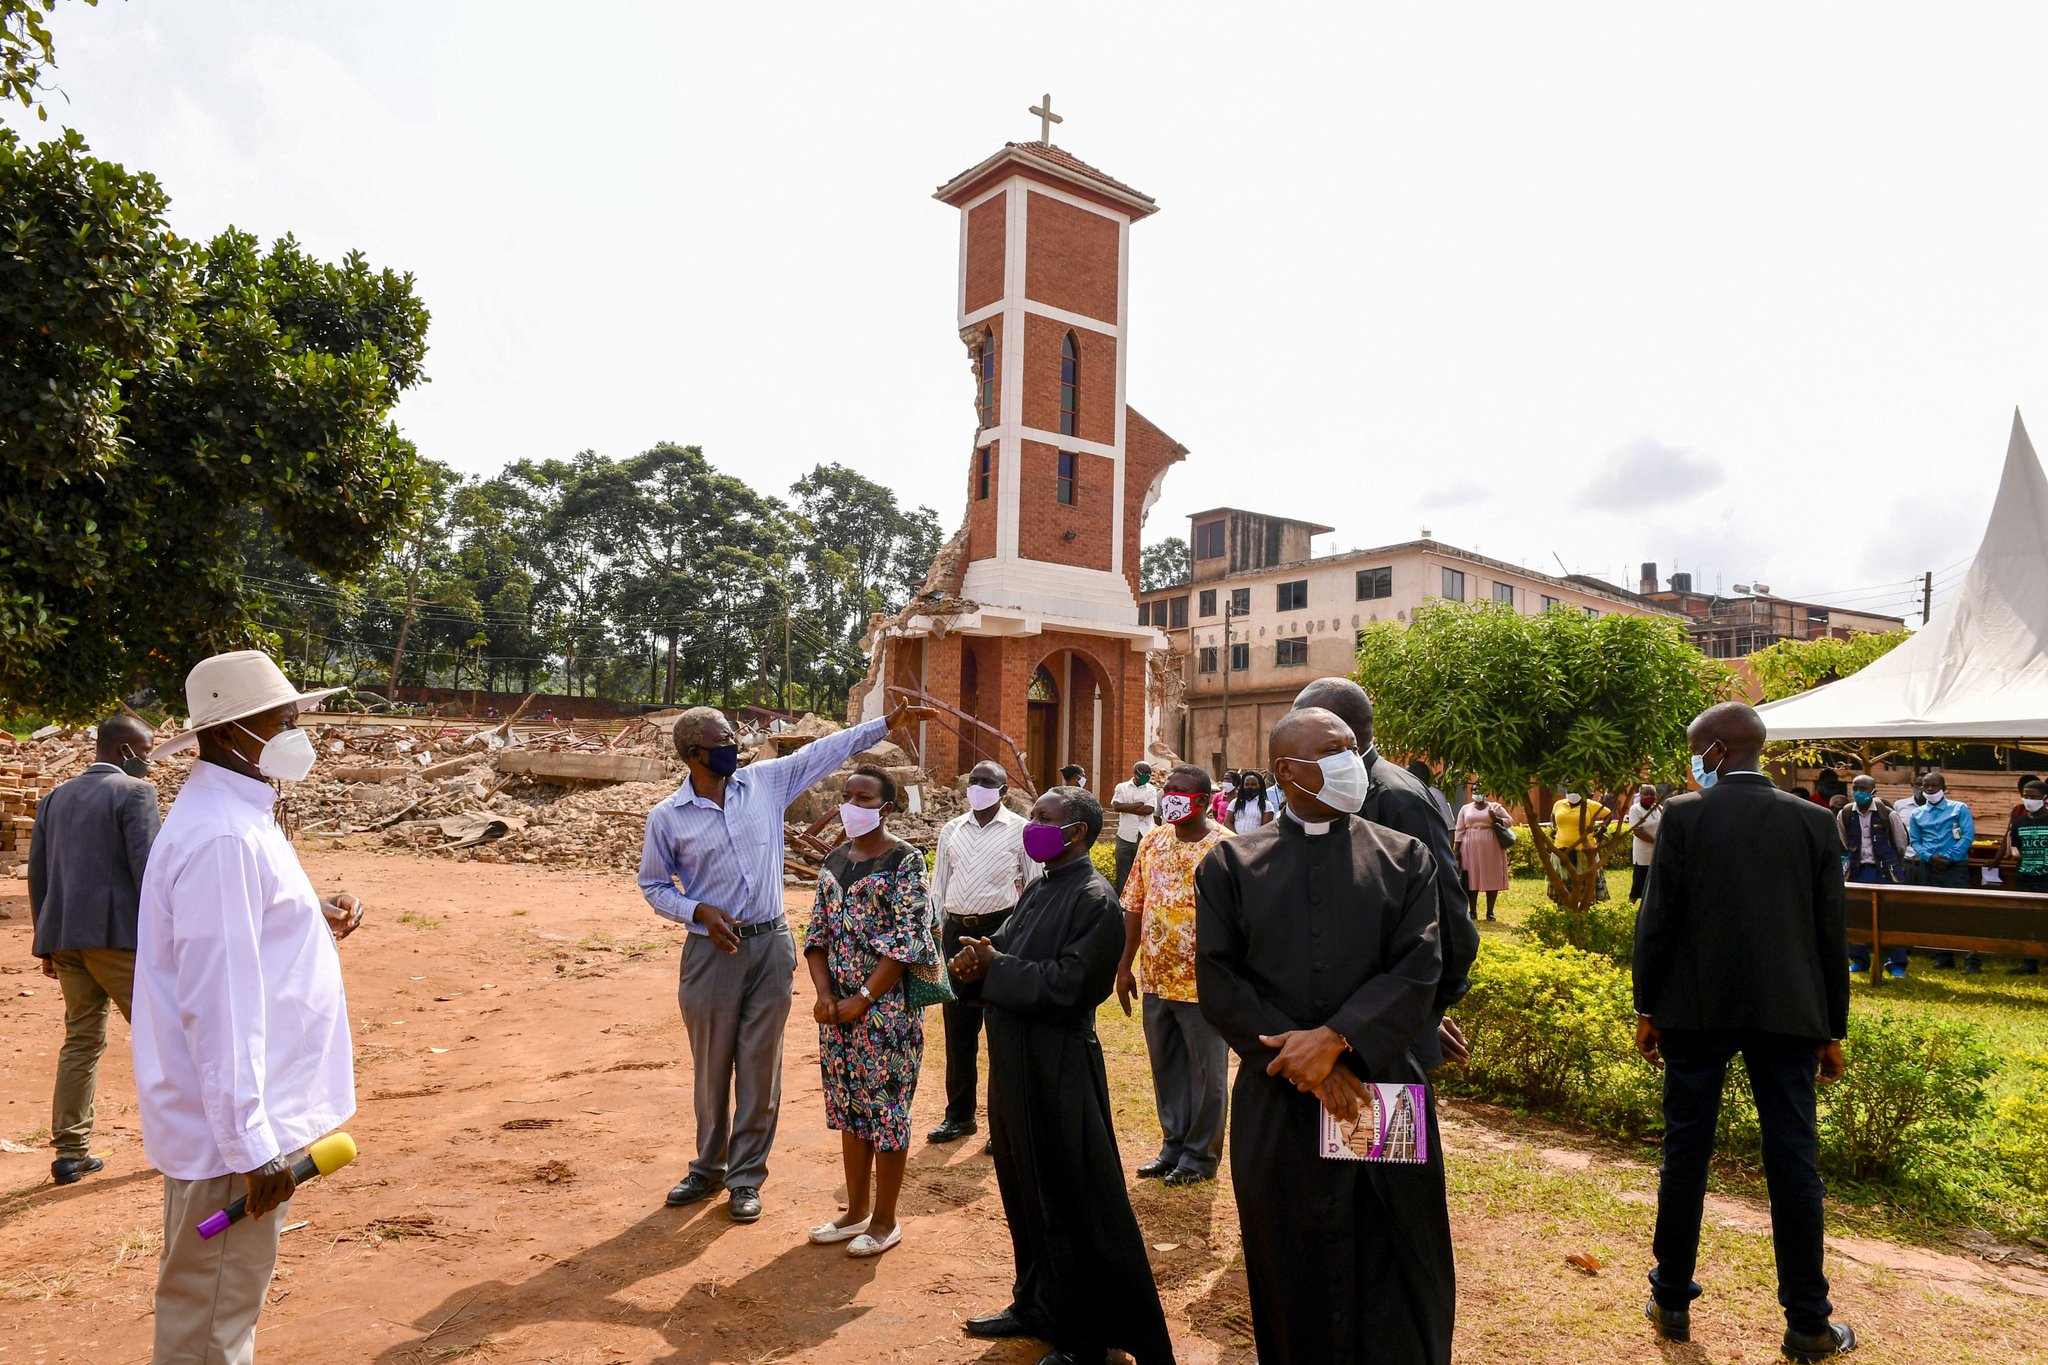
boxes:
[1116,762,1233,1187]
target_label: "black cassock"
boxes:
[955,857,1176,1365]
[1195,812,1453,1365]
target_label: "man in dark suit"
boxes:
[1632,702,1856,1362]
[1292,678,1480,1069]
[28,714,161,1185]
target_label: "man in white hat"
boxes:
[133,650,365,1363]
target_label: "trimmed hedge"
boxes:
[1444,941,2043,1234]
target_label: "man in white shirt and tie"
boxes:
[926,760,1038,1144]
[133,651,365,1364]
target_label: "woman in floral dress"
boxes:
[802,764,940,1258]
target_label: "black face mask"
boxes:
[119,753,152,779]
[699,744,741,778]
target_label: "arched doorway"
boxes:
[1026,664,1060,792]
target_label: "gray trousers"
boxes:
[678,925,797,1190]
[1142,994,1229,1176]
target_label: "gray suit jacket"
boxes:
[27,764,161,956]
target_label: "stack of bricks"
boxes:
[0,764,50,868]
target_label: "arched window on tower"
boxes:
[977,328,997,430]
[1059,331,1079,436]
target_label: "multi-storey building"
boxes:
[1638,565,1905,658]
[1138,509,1681,772]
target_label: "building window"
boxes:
[1441,568,1466,602]
[1056,451,1076,505]
[1198,589,1217,617]
[1197,646,1218,674]
[1356,566,1392,600]
[1229,642,1250,671]
[1276,637,1309,668]
[977,328,996,429]
[1229,586,1250,616]
[1059,331,1079,436]
[1541,594,1561,612]
[1583,607,1599,619]
[976,446,992,500]
[1138,601,1153,626]
[1276,579,1308,611]
[1194,520,1226,560]
[1168,595,1189,629]
[1492,581,1514,606]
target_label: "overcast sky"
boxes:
[18,1,2048,623]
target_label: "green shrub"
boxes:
[1445,942,1659,1136]
[1523,899,1638,964]
[1088,839,1117,883]
[1819,1010,1994,1184]
[1989,1093,2048,1205]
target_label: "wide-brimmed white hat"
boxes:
[152,650,343,758]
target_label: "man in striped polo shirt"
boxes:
[927,760,1039,1144]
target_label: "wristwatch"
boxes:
[858,985,875,1003]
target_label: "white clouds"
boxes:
[8,0,2043,607]
[1580,435,1726,512]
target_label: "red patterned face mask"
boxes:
[1160,791,1203,824]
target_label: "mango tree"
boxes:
[1354,600,1727,913]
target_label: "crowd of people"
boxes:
[30,645,2048,1363]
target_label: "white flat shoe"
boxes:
[808,1215,870,1245]
[846,1224,902,1258]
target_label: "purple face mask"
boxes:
[1022,820,1076,863]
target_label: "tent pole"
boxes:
[1911,738,1921,779]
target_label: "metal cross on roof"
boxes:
[1029,93,1062,144]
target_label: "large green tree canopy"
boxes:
[1355,600,1727,802]
[1,129,430,718]
[1354,600,1728,910]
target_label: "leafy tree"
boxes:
[1,0,94,119]
[2,131,429,719]
[1748,630,1911,770]
[1141,536,1190,592]
[788,462,941,714]
[1355,601,1728,912]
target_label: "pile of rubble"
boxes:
[4,707,960,883]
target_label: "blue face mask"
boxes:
[1853,790,1874,807]
[700,744,741,778]
[1689,754,1717,790]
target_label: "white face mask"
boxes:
[2024,798,2043,814]
[840,802,884,838]
[1286,749,1370,814]
[965,783,1004,812]
[1925,791,1946,807]
[236,722,316,783]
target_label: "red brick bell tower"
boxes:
[862,100,1189,795]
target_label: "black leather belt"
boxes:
[733,916,788,940]
[948,910,1011,931]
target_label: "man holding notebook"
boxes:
[1195,707,1452,1365]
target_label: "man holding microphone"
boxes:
[133,651,366,1363]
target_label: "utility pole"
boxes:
[782,600,793,714]
[1219,603,1233,771]
[1922,570,1934,625]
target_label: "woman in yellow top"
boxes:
[1550,791,1611,849]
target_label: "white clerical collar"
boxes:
[1283,806,1336,837]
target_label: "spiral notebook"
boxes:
[1318,1083,1430,1164]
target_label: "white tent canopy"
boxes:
[1759,410,2048,742]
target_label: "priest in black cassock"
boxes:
[951,784,1176,1365]
[1196,707,1454,1365]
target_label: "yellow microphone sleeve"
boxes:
[307,1131,358,1177]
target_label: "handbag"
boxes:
[1493,818,1518,849]
[903,956,956,1009]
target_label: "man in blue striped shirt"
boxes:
[640,700,919,1222]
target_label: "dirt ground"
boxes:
[4,849,2048,1364]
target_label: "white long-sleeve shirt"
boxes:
[132,761,354,1181]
